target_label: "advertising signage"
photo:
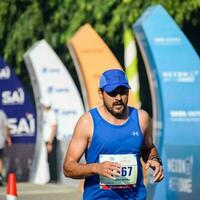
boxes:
[0,56,36,181]
[133,5,200,199]
[24,40,84,184]
[68,24,136,109]
[0,57,36,143]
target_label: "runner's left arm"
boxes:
[138,110,164,182]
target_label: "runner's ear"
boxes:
[98,89,103,100]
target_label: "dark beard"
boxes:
[104,101,127,119]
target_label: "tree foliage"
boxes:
[0,0,200,84]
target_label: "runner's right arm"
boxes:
[63,112,120,179]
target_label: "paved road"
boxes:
[0,183,82,200]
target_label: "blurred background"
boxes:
[0,1,200,200]
[0,0,199,92]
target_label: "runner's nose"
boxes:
[115,93,122,100]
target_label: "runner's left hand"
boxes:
[145,160,164,182]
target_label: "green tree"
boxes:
[0,0,199,86]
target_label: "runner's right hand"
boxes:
[96,161,121,180]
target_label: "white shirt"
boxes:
[0,110,8,149]
[42,109,57,142]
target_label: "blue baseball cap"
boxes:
[99,69,131,93]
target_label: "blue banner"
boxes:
[165,145,200,199]
[0,57,36,143]
[133,5,200,199]
[0,56,36,181]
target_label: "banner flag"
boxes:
[0,56,36,181]
[133,5,200,200]
[68,24,136,110]
[24,40,84,185]
[124,28,141,108]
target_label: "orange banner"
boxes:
[68,24,136,109]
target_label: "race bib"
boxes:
[99,154,138,189]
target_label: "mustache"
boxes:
[113,101,124,106]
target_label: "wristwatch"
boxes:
[151,157,163,166]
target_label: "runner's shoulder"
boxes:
[138,109,150,121]
[138,109,151,132]
[75,111,93,133]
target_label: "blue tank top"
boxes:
[83,107,147,200]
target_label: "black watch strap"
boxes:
[151,157,163,166]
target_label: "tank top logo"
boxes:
[132,131,139,136]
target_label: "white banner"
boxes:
[24,40,84,185]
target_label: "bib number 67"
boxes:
[121,166,132,177]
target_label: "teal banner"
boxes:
[133,5,200,200]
